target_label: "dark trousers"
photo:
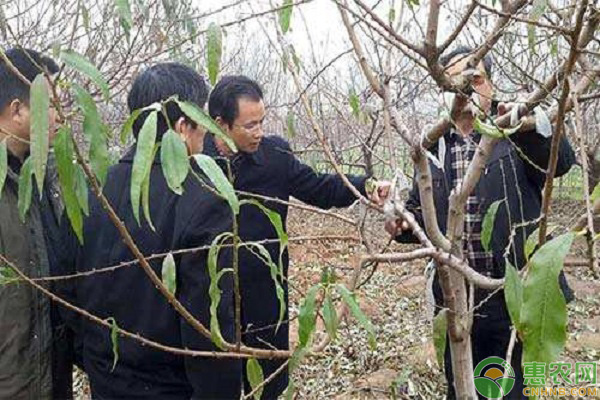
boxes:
[433,275,526,400]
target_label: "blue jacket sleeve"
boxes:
[511,127,576,187]
[276,138,368,208]
[173,180,242,399]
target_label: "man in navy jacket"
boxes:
[386,47,576,399]
[57,63,240,399]
[206,75,386,398]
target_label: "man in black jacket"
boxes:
[206,75,387,399]
[58,63,240,399]
[386,47,576,399]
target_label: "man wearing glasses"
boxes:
[206,75,387,399]
[385,46,575,399]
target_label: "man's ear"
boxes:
[215,116,229,133]
[173,117,187,136]
[9,99,27,123]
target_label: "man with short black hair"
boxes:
[59,62,240,399]
[206,75,388,398]
[0,47,72,399]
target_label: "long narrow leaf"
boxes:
[161,253,176,295]
[160,129,189,195]
[30,74,50,195]
[206,23,222,85]
[0,140,7,198]
[130,111,157,224]
[17,157,33,222]
[322,293,338,341]
[207,232,234,350]
[243,242,286,327]
[481,199,503,252]
[504,261,522,329]
[61,50,110,100]
[73,84,110,185]
[337,284,376,349]
[174,99,236,152]
[107,317,120,372]
[193,154,239,214]
[246,358,265,400]
[298,285,320,348]
[278,0,293,33]
[54,126,84,243]
[433,309,447,369]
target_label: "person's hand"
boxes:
[368,180,391,206]
[384,216,411,237]
[497,102,528,120]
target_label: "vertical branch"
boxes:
[337,0,383,98]
[572,80,599,278]
[538,0,588,244]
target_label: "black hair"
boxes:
[127,62,209,139]
[439,45,493,78]
[208,75,263,127]
[0,48,59,111]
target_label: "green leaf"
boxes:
[521,233,575,365]
[207,232,234,350]
[160,129,189,195]
[337,284,376,349]
[291,49,301,72]
[349,89,360,118]
[131,111,157,224]
[0,266,19,285]
[528,0,547,52]
[81,3,90,32]
[246,358,265,400]
[17,157,33,222]
[30,74,50,196]
[278,0,293,34]
[107,317,119,372]
[322,293,338,341]
[174,99,237,152]
[388,6,396,24]
[432,309,447,369]
[74,165,89,216]
[193,154,239,215]
[0,140,7,198]
[504,261,523,329]
[244,242,286,327]
[54,126,84,243]
[474,117,522,139]
[120,108,142,144]
[60,50,110,100]
[286,111,296,139]
[206,23,222,85]
[73,84,110,185]
[298,284,319,348]
[119,103,161,144]
[141,143,159,231]
[481,200,503,252]
[524,227,540,261]
[590,181,600,204]
[114,0,133,36]
[240,199,287,249]
[161,252,177,295]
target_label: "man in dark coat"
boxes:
[57,63,240,399]
[0,48,74,400]
[385,47,576,399]
[206,75,388,398]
